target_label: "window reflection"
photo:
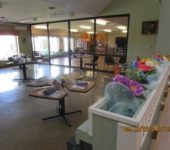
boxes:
[49,22,69,66]
[30,15,129,72]
[31,24,49,63]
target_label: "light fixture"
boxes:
[116,25,127,30]
[122,30,127,33]
[19,17,37,23]
[103,29,112,32]
[71,29,78,32]
[92,19,107,25]
[79,25,91,30]
[34,25,47,29]
[87,31,94,34]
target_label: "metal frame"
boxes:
[30,14,130,71]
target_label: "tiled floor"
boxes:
[50,56,115,72]
[0,64,113,150]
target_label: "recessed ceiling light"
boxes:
[71,29,78,32]
[19,17,37,23]
[122,30,127,33]
[92,19,107,25]
[87,31,94,34]
[103,29,112,32]
[116,25,127,30]
[34,25,47,29]
[79,25,91,29]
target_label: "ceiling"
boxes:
[0,0,113,24]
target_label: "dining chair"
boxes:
[104,56,115,71]
[84,55,99,70]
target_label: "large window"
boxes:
[63,37,74,52]
[0,35,19,60]
[50,37,60,52]
[31,15,129,70]
[48,22,69,66]
[31,24,49,63]
[32,36,48,55]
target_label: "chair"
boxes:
[119,57,126,64]
[84,55,99,70]
[119,57,127,74]
[104,56,115,70]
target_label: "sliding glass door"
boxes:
[95,16,128,71]
[31,24,49,64]
[70,19,94,69]
[30,15,129,72]
[49,22,69,66]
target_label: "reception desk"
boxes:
[75,63,170,150]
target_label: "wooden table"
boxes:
[29,87,82,127]
[59,71,86,81]
[64,81,95,93]
[27,77,51,87]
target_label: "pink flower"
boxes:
[113,74,144,96]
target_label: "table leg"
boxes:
[22,64,27,80]
[13,63,34,85]
[42,98,82,127]
[80,57,83,71]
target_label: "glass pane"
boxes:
[49,22,69,66]
[96,17,128,71]
[31,24,49,64]
[70,19,94,69]
[0,35,19,60]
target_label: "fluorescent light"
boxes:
[71,29,78,32]
[122,30,127,33]
[34,25,47,29]
[92,19,107,25]
[19,18,36,23]
[87,31,94,34]
[103,29,112,32]
[79,25,91,29]
[116,25,127,30]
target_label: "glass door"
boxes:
[49,22,69,66]
[95,16,128,72]
[70,19,94,69]
[31,24,49,64]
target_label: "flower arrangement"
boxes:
[113,74,145,99]
[130,58,157,73]
[137,61,155,72]
[125,68,149,84]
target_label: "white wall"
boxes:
[100,0,160,61]
[156,0,170,54]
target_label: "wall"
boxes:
[156,0,170,54]
[100,0,160,61]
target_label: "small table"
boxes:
[29,87,82,127]
[13,61,35,85]
[59,71,86,81]
[27,77,51,87]
[64,81,95,93]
